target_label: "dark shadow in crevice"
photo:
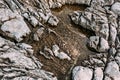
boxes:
[51,4,88,12]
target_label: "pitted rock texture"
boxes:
[70,0,120,80]
[0,0,120,80]
[87,36,109,52]
[0,36,57,80]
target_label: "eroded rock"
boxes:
[0,36,57,80]
[93,67,103,80]
[87,36,109,52]
[105,61,120,80]
[1,0,120,80]
[111,2,120,15]
[1,15,31,42]
[52,44,71,60]
[48,0,91,8]
[72,66,93,80]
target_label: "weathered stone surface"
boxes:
[107,10,117,45]
[111,2,120,15]
[52,44,71,60]
[34,27,45,41]
[105,61,120,80]
[70,6,110,40]
[39,44,71,60]
[93,67,103,80]
[87,36,109,52]
[48,0,91,8]
[1,0,120,80]
[0,8,19,22]
[1,15,31,42]
[0,36,57,80]
[90,58,105,67]
[72,66,93,80]
[91,0,114,6]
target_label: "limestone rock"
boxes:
[111,2,120,15]
[91,0,114,6]
[48,0,91,8]
[17,43,34,54]
[0,8,19,22]
[72,66,93,80]
[48,15,59,26]
[0,0,120,80]
[87,36,109,52]
[105,61,120,80]
[1,16,31,42]
[34,27,45,41]
[93,67,103,80]
[52,44,71,60]
[70,6,109,40]
[90,58,104,67]
[0,36,57,80]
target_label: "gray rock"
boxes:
[109,47,116,56]
[111,2,120,15]
[1,16,31,42]
[48,15,59,26]
[38,12,59,26]
[0,0,120,80]
[0,36,57,80]
[91,0,114,6]
[48,0,91,8]
[17,43,34,54]
[4,0,59,27]
[90,58,104,67]
[104,76,111,80]
[34,27,44,41]
[107,10,117,45]
[105,61,120,80]
[70,6,109,40]
[0,48,37,70]
[29,16,39,27]
[115,52,120,67]
[93,67,103,80]
[39,46,54,59]
[39,44,71,60]
[72,66,93,80]
[70,5,118,45]
[52,44,71,60]
[0,8,19,22]
[87,36,109,52]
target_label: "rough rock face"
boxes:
[0,0,120,80]
[70,0,120,80]
[93,67,103,80]
[1,15,31,42]
[72,66,93,80]
[105,61,120,80]
[48,0,91,8]
[87,36,109,52]
[0,36,57,80]
[111,2,120,15]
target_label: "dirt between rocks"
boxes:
[22,4,96,80]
